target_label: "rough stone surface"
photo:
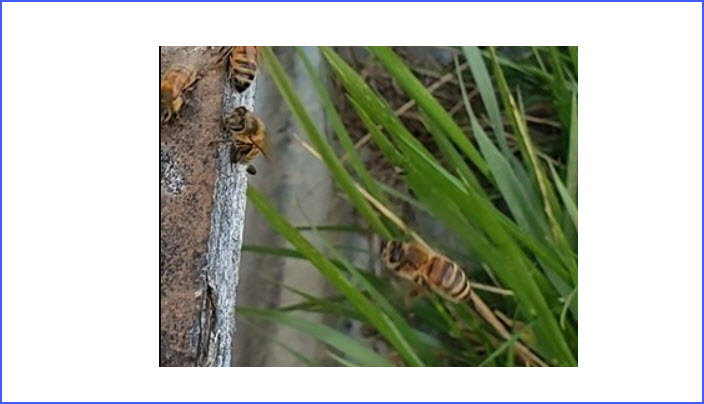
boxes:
[160,46,222,367]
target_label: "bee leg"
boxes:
[161,106,173,123]
[208,139,228,147]
[232,142,247,164]
[386,352,404,367]
[173,97,183,114]
[360,323,379,339]
[208,46,231,69]
[230,144,240,165]
[246,165,257,175]
[404,286,426,308]
[230,109,247,131]
[230,119,245,132]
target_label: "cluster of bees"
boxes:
[160,47,474,303]
[160,46,268,175]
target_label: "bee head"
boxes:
[225,107,249,133]
[234,106,249,117]
[382,240,404,271]
[159,91,171,108]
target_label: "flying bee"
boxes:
[221,106,269,175]
[228,46,260,93]
[160,64,198,123]
[381,240,472,303]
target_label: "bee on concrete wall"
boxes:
[228,46,260,93]
[221,106,269,175]
[160,63,198,123]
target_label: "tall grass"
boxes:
[239,46,578,366]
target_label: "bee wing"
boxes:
[251,46,261,65]
[259,131,271,161]
[248,131,271,161]
[208,46,233,69]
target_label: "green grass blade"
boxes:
[462,46,511,157]
[261,46,392,239]
[294,224,370,234]
[412,158,575,363]
[422,114,476,187]
[458,57,550,240]
[374,179,430,214]
[248,186,425,366]
[568,46,578,76]
[559,287,578,330]
[566,92,578,202]
[377,172,574,288]
[392,144,575,365]
[300,212,437,366]
[239,318,319,366]
[488,47,568,249]
[549,163,578,232]
[295,47,391,208]
[242,244,305,259]
[323,48,492,200]
[321,47,434,161]
[279,299,362,322]
[548,47,566,87]
[544,47,573,128]
[322,47,490,198]
[478,322,535,367]
[564,92,578,248]
[347,97,406,168]
[367,46,490,182]
[496,216,573,283]
[531,46,548,75]
[263,277,362,320]
[243,244,391,288]
[238,307,392,366]
[484,48,550,81]
[327,350,361,367]
[378,169,574,295]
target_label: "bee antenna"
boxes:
[379,240,388,254]
[248,133,268,159]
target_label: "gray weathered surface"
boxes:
[197,68,257,367]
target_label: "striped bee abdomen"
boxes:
[229,46,259,93]
[449,267,471,301]
[426,257,471,302]
[232,63,256,92]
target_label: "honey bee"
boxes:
[221,106,269,175]
[381,240,472,302]
[228,46,260,93]
[160,64,198,123]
